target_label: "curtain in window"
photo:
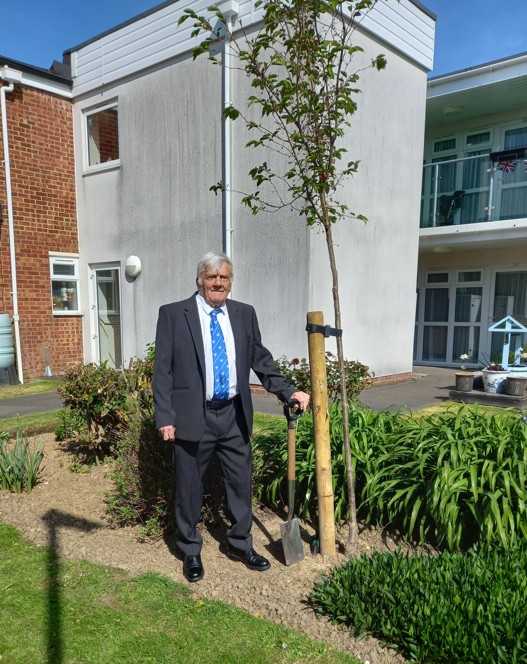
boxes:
[504,128,527,149]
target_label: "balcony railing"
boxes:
[420,153,527,228]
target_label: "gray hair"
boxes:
[196,251,233,285]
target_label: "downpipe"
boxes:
[1,73,24,383]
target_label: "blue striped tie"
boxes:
[210,309,229,400]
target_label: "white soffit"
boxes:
[70,0,435,97]
[426,53,527,126]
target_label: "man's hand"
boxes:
[159,425,176,441]
[291,391,310,412]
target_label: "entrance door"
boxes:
[415,269,485,366]
[489,270,527,363]
[91,265,122,368]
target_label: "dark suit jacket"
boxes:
[153,294,294,441]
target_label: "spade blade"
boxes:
[280,517,304,565]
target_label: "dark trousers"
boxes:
[173,398,253,555]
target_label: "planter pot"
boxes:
[472,371,484,390]
[482,369,510,394]
[454,372,474,392]
[505,376,527,396]
[508,366,527,378]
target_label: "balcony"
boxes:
[420,152,527,229]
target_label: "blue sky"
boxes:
[1,1,526,77]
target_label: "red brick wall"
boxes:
[0,82,82,379]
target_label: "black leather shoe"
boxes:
[183,554,204,582]
[226,545,271,571]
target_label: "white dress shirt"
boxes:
[196,292,238,400]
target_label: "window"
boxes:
[50,256,80,314]
[85,102,119,170]
[434,138,456,152]
[504,126,527,150]
[466,131,490,147]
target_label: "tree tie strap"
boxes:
[305,323,342,338]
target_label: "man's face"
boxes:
[197,262,232,308]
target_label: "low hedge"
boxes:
[310,543,527,663]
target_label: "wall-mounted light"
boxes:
[125,255,141,278]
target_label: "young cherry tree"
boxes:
[180,0,387,552]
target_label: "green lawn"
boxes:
[0,410,63,437]
[0,380,60,400]
[0,522,358,664]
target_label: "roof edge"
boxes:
[64,0,180,56]
[0,54,72,84]
[429,50,527,83]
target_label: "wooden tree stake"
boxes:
[307,311,336,556]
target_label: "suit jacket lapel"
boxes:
[226,299,243,359]
[184,295,205,377]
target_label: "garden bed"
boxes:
[0,433,411,664]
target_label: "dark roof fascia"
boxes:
[0,54,72,84]
[429,50,527,82]
[64,0,180,56]
[409,0,436,20]
[64,0,436,57]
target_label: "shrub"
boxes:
[0,431,44,493]
[252,402,527,551]
[57,362,129,456]
[310,544,527,663]
[274,352,373,401]
[54,408,88,441]
[107,417,175,538]
[361,404,527,551]
[252,401,405,523]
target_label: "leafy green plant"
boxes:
[310,544,527,663]
[54,408,88,441]
[57,362,129,456]
[107,418,174,535]
[275,353,372,402]
[0,431,44,493]
[252,402,527,551]
[361,404,527,551]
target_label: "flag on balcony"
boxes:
[497,160,516,173]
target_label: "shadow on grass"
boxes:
[42,509,102,664]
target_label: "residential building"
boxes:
[1,0,435,382]
[68,0,434,382]
[417,53,527,369]
[0,58,81,381]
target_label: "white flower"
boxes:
[459,354,470,361]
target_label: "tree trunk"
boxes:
[323,221,358,553]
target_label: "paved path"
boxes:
[0,391,63,420]
[0,366,455,421]
[253,366,454,415]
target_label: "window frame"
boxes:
[50,254,81,316]
[83,101,120,173]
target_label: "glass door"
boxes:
[415,269,485,367]
[452,271,482,365]
[489,270,527,364]
[92,265,122,368]
[421,272,450,362]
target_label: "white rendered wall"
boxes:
[71,0,432,376]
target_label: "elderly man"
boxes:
[153,251,309,582]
